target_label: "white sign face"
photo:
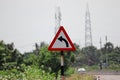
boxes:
[52,31,72,48]
[48,26,76,51]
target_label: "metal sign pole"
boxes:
[61,51,64,80]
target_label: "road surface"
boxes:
[96,75,120,80]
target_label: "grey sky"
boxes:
[0,0,120,53]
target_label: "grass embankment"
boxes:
[66,74,95,80]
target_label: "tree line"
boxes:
[75,42,120,70]
[0,40,120,78]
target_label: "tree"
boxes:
[100,42,120,68]
[81,46,100,65]
[0,40,23,70]
[23,52,38,66]
[104,42,114,53]
[38,45,60,79]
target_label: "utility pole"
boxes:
[105,36,108,67]
[100,37,103,70]
[100,37,102,49]
[105,36,108,43]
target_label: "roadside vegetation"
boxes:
[0,40,120,80]
[0,65,56,80]
[66,74,95,80]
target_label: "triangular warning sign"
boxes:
[48,26,76,51]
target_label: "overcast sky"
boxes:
[0,0,120,53]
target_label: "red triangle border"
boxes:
[48,26,76,51]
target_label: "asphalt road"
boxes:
[96,75,120,80]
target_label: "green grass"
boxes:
[66,74,95,80]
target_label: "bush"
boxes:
[84,65,99,71]
[0,65,58,80]
[108,63,120,71]
[65,67,74,76]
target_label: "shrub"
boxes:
[0,66,58,80]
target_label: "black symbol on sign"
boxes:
[58,36,69,47]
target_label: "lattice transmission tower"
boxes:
[85,4,93,47]
[55,7,61,34]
